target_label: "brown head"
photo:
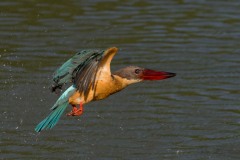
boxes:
[113,66,176,85]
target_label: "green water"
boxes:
[1,0,240,159]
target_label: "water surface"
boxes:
[1,0,240,159]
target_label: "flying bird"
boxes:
[35,47,176,132]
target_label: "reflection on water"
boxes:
[1,0,240,159]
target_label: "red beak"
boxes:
[141,69,176,80]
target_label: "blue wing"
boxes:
[51,49,104,92]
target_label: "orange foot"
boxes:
[67,102,84,116]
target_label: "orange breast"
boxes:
[68,69,125,106]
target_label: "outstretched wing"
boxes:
[51,49,104,92]
[73,47,118,99]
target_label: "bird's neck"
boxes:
[111,74,140,90]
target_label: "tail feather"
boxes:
[35,102,68,132]
[35,85,76,132]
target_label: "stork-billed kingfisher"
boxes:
[35,47,176,132]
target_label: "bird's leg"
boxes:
[66,105,77,116]
[73,102,84,116]
[66,102,84,116]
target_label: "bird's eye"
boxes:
[135,69,140,74]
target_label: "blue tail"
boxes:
[35,85,76,132]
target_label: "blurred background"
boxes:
[0,0,240,159]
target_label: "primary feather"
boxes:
[51,49,104,92]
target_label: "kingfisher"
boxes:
[35,47,176,132]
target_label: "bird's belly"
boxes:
[92,91,111,100]
[69,74,123,105]
[68,85,113,105]
[93,79,122,100]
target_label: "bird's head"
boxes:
[114,66,176,85]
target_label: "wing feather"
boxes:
[51,47,118,101]
[51,50,104,92]
[73,53,102,99]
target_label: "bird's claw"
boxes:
[67,104,83,116]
